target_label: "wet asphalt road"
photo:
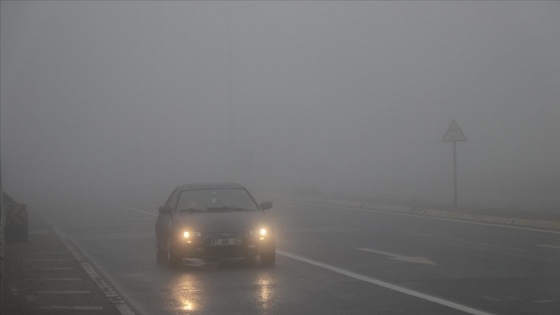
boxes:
[40,198,560,315]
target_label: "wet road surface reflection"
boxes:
[165,257,277,314]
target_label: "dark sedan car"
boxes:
[155,183,276,268]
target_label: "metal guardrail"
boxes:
[1,201,6,311]
[260,192,560,232]
[0,192,28,311]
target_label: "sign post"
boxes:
[442,120,467,207]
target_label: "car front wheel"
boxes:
[168,248,183,269]
[260,250,276,267]
[156,241,168,263]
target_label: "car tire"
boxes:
[168,248,182,269]
[260,250,276,267]
[156,242,168,263]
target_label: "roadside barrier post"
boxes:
[5,203,28,243]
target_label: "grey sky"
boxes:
[1,1,559,211]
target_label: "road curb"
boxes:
[260,193,560,232]
[2,209,137,314]
[48,221,138,315]
[408,208,560,231]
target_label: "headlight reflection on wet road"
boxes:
[166,262,278,313]
[170,274,200,313]
[257,273,274,310]
[180,299,195,312]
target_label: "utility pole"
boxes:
[228,15,236,183]
[0,65,4,311]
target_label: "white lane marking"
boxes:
[281,200,560,235]
[536,244,560,250]
[8,284,19,296]
[28,228,50,235]
[280,226,361,233]
[277,250,495,315]
[37,290,91,294]
[46,221,137,315]
[26,295,36,301]
[100,200,157,217]
[116,304,137,315]
[357,248,435,265]
[39,306,104,311]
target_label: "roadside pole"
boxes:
[0,105,4,312]
[0,80,4,309]
[453,141,457,207]
[443,120,467,208]
[0,195,4,313]
[228,15,237,183]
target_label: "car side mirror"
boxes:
[159,205,172,214]
[260,202,272,210]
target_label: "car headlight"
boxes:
[250,228,268,240]
[181,230,201,239]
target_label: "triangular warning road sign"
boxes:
[443,120,467,142]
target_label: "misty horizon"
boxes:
[1,1,559,212]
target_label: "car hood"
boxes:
[175,210,266,233]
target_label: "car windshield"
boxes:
[176,188,258,212]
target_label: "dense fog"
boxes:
[1,2,559,212]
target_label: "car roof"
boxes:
[176,183,246,191]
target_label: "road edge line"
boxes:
[280,199,560,235]
[277,250,495,315]
[45,218,140,315]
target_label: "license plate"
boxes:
[210,238,243,246]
